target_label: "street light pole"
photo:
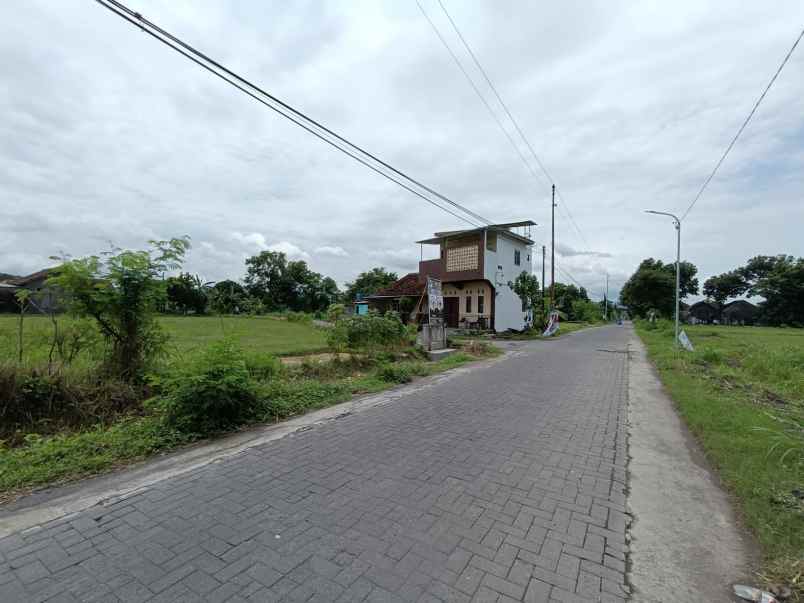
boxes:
[645,210,681,347]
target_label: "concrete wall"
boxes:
[484,234,533,331]
[442,280,492,327]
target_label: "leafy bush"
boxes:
[326,303,346,324]
[376,363,413,383]
[286,311,312,324]
[244,352,282,380]
[150,339,257,434]
[327,311,408,353]
[0,365,142,444]
[48,237,190,381]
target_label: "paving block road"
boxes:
[0,326,631,602]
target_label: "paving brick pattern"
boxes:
[0,326,630,602]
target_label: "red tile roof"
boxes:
[369,273,424,298]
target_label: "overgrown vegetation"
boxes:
[0,339,494,497]
[636,322,803,597]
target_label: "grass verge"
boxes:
[636,322,803,598]
[0,349,497,501]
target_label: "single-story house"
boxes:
[721,300,759,325]
[688,300,721,324]
[688,299,759,325]
[0,269,60,313]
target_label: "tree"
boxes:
[702,270,747,304]
[344,267,398,303]
[209,280,248,314]
[166,273,209,315]
[620,258,699,318]
[244,251,340,313]
[746,255,804,326]
[48,237,190,381]
[512,272,541,326]
[550,282,591,320]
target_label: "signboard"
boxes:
[542,310,560,337]
[678,330,694,351]
[427,277,443,326]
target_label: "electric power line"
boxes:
[95,0,493,230]
[435,0,591,249]
[415,0,550,191]
[680,26,804,221]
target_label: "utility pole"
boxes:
[645,210,682,347]
[541,245,546,323]
[604,273,609,321]
[550,184,556,311]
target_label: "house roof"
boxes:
[367,273,425,298]
[6,269,54,287]
[689,300,719,310]
[416,221,535,246]
[723,299,757,310]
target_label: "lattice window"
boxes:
[446,246,478,272]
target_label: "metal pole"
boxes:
[541,245,546,324]
[674,219,681,347]
[645,210,682,347]
[550,184,555,311]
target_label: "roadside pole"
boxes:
[550,184,555,311]
[541,245,546,326]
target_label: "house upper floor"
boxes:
[417,221,535,287]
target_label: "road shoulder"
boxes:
[627,329,757,602]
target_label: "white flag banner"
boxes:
[678,330,694,351]
[542,310,560,337]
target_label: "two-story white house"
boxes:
[368,221,535,332]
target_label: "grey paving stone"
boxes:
[1,327,629,602]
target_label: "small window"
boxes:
[486,232,497,252]
[477,296,485,314]
[465,296,472,313]
[514,250,521,266]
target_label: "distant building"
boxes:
[687,299,759,325]
[366,221,535,332]
[0,269,60,313]
[721,300,759,325]
[687,300,721,324]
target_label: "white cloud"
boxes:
[315,245,349,257]
[267,241,310,260]
[1,0,803,304]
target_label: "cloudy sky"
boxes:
[2,1,803,300]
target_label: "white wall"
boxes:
[484,233,533,331]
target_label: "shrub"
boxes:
[376,363,413,383]
[327,311,408,353]
[0,365,142,444]
[326,303,346,324]
[286,311,312,324]
[244,352,282,380]
[150,339,257,434]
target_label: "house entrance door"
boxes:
[443,297,459,328]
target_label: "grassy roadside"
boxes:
[0,348,498,501]
[635,322,803,597]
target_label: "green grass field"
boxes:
[637,322,803,594]
[0,314,329,366]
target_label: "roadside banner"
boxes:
[427,277,443,326]
[678,329,694,351]
[542,310,560,337]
